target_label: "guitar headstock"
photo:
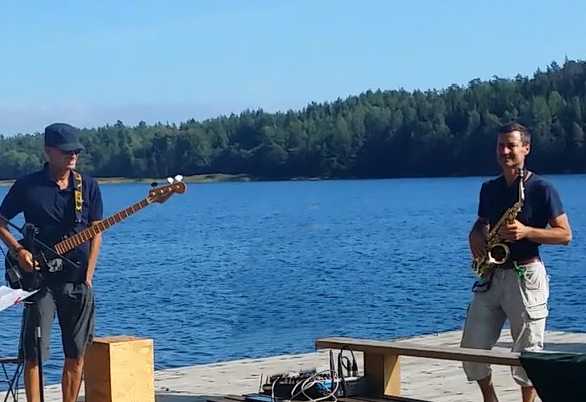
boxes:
[147,175,187,204]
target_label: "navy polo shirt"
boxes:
[0,164,103,283]
[478,173,564,261]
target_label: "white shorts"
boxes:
[460,261,549,386]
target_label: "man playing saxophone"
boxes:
[460,122,572,402]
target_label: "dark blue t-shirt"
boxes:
[478,173,564,261]
[0,165,103,283]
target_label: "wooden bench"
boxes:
[315,337,521,401]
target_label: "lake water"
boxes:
[1,175,585,386]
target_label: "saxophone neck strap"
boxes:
[519,168,532,182]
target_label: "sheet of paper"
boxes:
[0,285,38,312]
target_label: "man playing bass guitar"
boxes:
[0,123,103,402]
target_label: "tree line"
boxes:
[1,59,585,180]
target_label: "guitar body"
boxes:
[5,241,44,291]
[4,240,72,291]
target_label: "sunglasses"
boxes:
[58,149,82,155]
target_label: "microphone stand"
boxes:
[25,222,45,402]
[1,214,81,402]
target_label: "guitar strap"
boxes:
[73,170,83,224]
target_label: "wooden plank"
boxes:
[209,393,431,402]
[383,354,401,396]
[207,396,247,402]
[364,352,384,395]
[316,337,521,366]
[206,398,241,402]
[343,396,432,402]
[207,394,431,402]
[364,352,401,396]
[224,396,247,401]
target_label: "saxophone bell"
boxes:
[487,243,510,265]
[471,243,509,276]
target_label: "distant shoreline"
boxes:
[0,173,256,187]
[0,173,336,187]
[96,173,254,185]
[2,172,585,187]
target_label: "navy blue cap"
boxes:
[44,123,85,152]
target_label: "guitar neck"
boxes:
[53,198,151,255]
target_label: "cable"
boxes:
[290,369,339,402]
[268,369,340,402]
[336,345,358,396]
[270,375,282,402]
[267,350,358,402]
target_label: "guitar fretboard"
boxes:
[53,198,151,255]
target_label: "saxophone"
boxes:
[472,169,525,276]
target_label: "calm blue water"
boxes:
[1,176,585,386]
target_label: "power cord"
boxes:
[269,369,340,402]
[336,345,358,396]
[265,347,358,402]
[290,370,339,402]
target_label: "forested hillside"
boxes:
[1,59,585,180]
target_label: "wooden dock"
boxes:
[2,329,585,402]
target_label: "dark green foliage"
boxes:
[2,59,586,180]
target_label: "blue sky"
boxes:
[1,0,585,135]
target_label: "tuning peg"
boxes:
[150,182,158,188]
[174,175,184,182]
[167,177,174,184]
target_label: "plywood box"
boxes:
[84,336,155,402]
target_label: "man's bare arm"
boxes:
[526,213,572,245]
[469,217,489,259]
[0,222,21,251]
[85,221,102,287]
[0,222,37,271]
[500,214,572,245]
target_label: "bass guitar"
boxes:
[5,178,186,290]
